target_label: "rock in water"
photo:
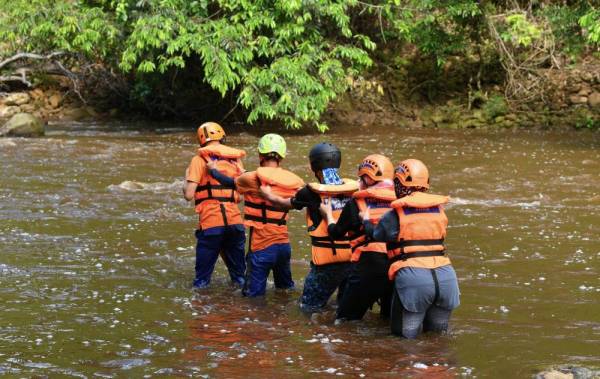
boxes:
[0,113,45,137]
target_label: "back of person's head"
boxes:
[197,122,226,147]
[258,134,286,163]
[394,159,430,197]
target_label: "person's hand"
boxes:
[319,198,333,218]
[235,160,245,174]
[359,207,371,221]
[206,159,217,170]
[259,185,273,197]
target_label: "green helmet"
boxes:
[257,133,287,159]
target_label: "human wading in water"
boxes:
[364,159,460,338]
[260,143,358,313]
[207,134,304,297]
[182,122,247,289]
[319,154,396,322]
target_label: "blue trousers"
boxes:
[243,243,294,297]
[299,262,352,313]
[194,226,246,288]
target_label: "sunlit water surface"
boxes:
[0,122,598,378]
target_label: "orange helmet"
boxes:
[358,154,394,182]
[197,122,225,146]
[395,159,430,189]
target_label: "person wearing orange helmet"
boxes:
[182,122,247,289]
[363,159,460,338]
[320,154,396,321]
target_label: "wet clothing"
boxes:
[365,206,460,337]
[292,185,352,311]
[394,265,459,312]
[187,155,246,288]
[243,242,294,297]
[187,155,243,229]
[335,252,392,320]
[211,168,296,297]
[390,289,452,339]
[327,199,391,320]
[299,262,351,313]
[193,227,246,288]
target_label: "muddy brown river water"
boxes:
[0,122,599,378]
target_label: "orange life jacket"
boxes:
[242,167,304,229]
[349,187,396,262]
[194,144,246,229]
[306,179,358,265]
[387,191,452,280]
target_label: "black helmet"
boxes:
[309,142,341,172]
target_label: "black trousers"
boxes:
[336,252,392,320]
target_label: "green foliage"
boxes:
[375,0,484,67]
[542,4,587,56]
[501,14,542,47]
[0,0,598,129]
[482,95,508,120]
[574,114,599,130]
[0,0,119,58]
[0,0,373,130]
[579,9,600,46]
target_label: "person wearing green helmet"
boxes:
[208,133,304,297]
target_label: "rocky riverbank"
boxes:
[0,89,112,124]
[1,59,599,132]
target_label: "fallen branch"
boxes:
[0,52,65,71]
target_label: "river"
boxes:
[0,122,598,378]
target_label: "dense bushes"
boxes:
[0,0,598,129]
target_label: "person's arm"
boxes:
[323,200,360,240]
[183,156,204,201]
[260,185,293,209]
[364,209,399,242]
[209,168,236,188]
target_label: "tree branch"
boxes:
[0,52,65,71]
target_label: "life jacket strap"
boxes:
[310,236,351,250]
[194,182,236,205]
[244,201,288,225]
[244,214,287,226]
[350,235,370,252]
[196,183,235,192]
[244,201,287,213]
[389,250,447,262]
[386,238,445,250]
[195,196,236,205]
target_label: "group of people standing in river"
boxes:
[182,122,460,338]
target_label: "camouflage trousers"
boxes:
[299,262,352,313]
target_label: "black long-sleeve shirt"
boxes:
[326,199,362,240]
[363,210,400,243]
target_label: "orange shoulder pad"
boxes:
[199,144,246,159]
[257,167,304,190]
[308,179,358,196]
[392,192,449,208]
[353,187,396,201]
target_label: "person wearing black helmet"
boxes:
[260,143,358,313]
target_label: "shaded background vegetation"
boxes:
[1,0,598,130]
